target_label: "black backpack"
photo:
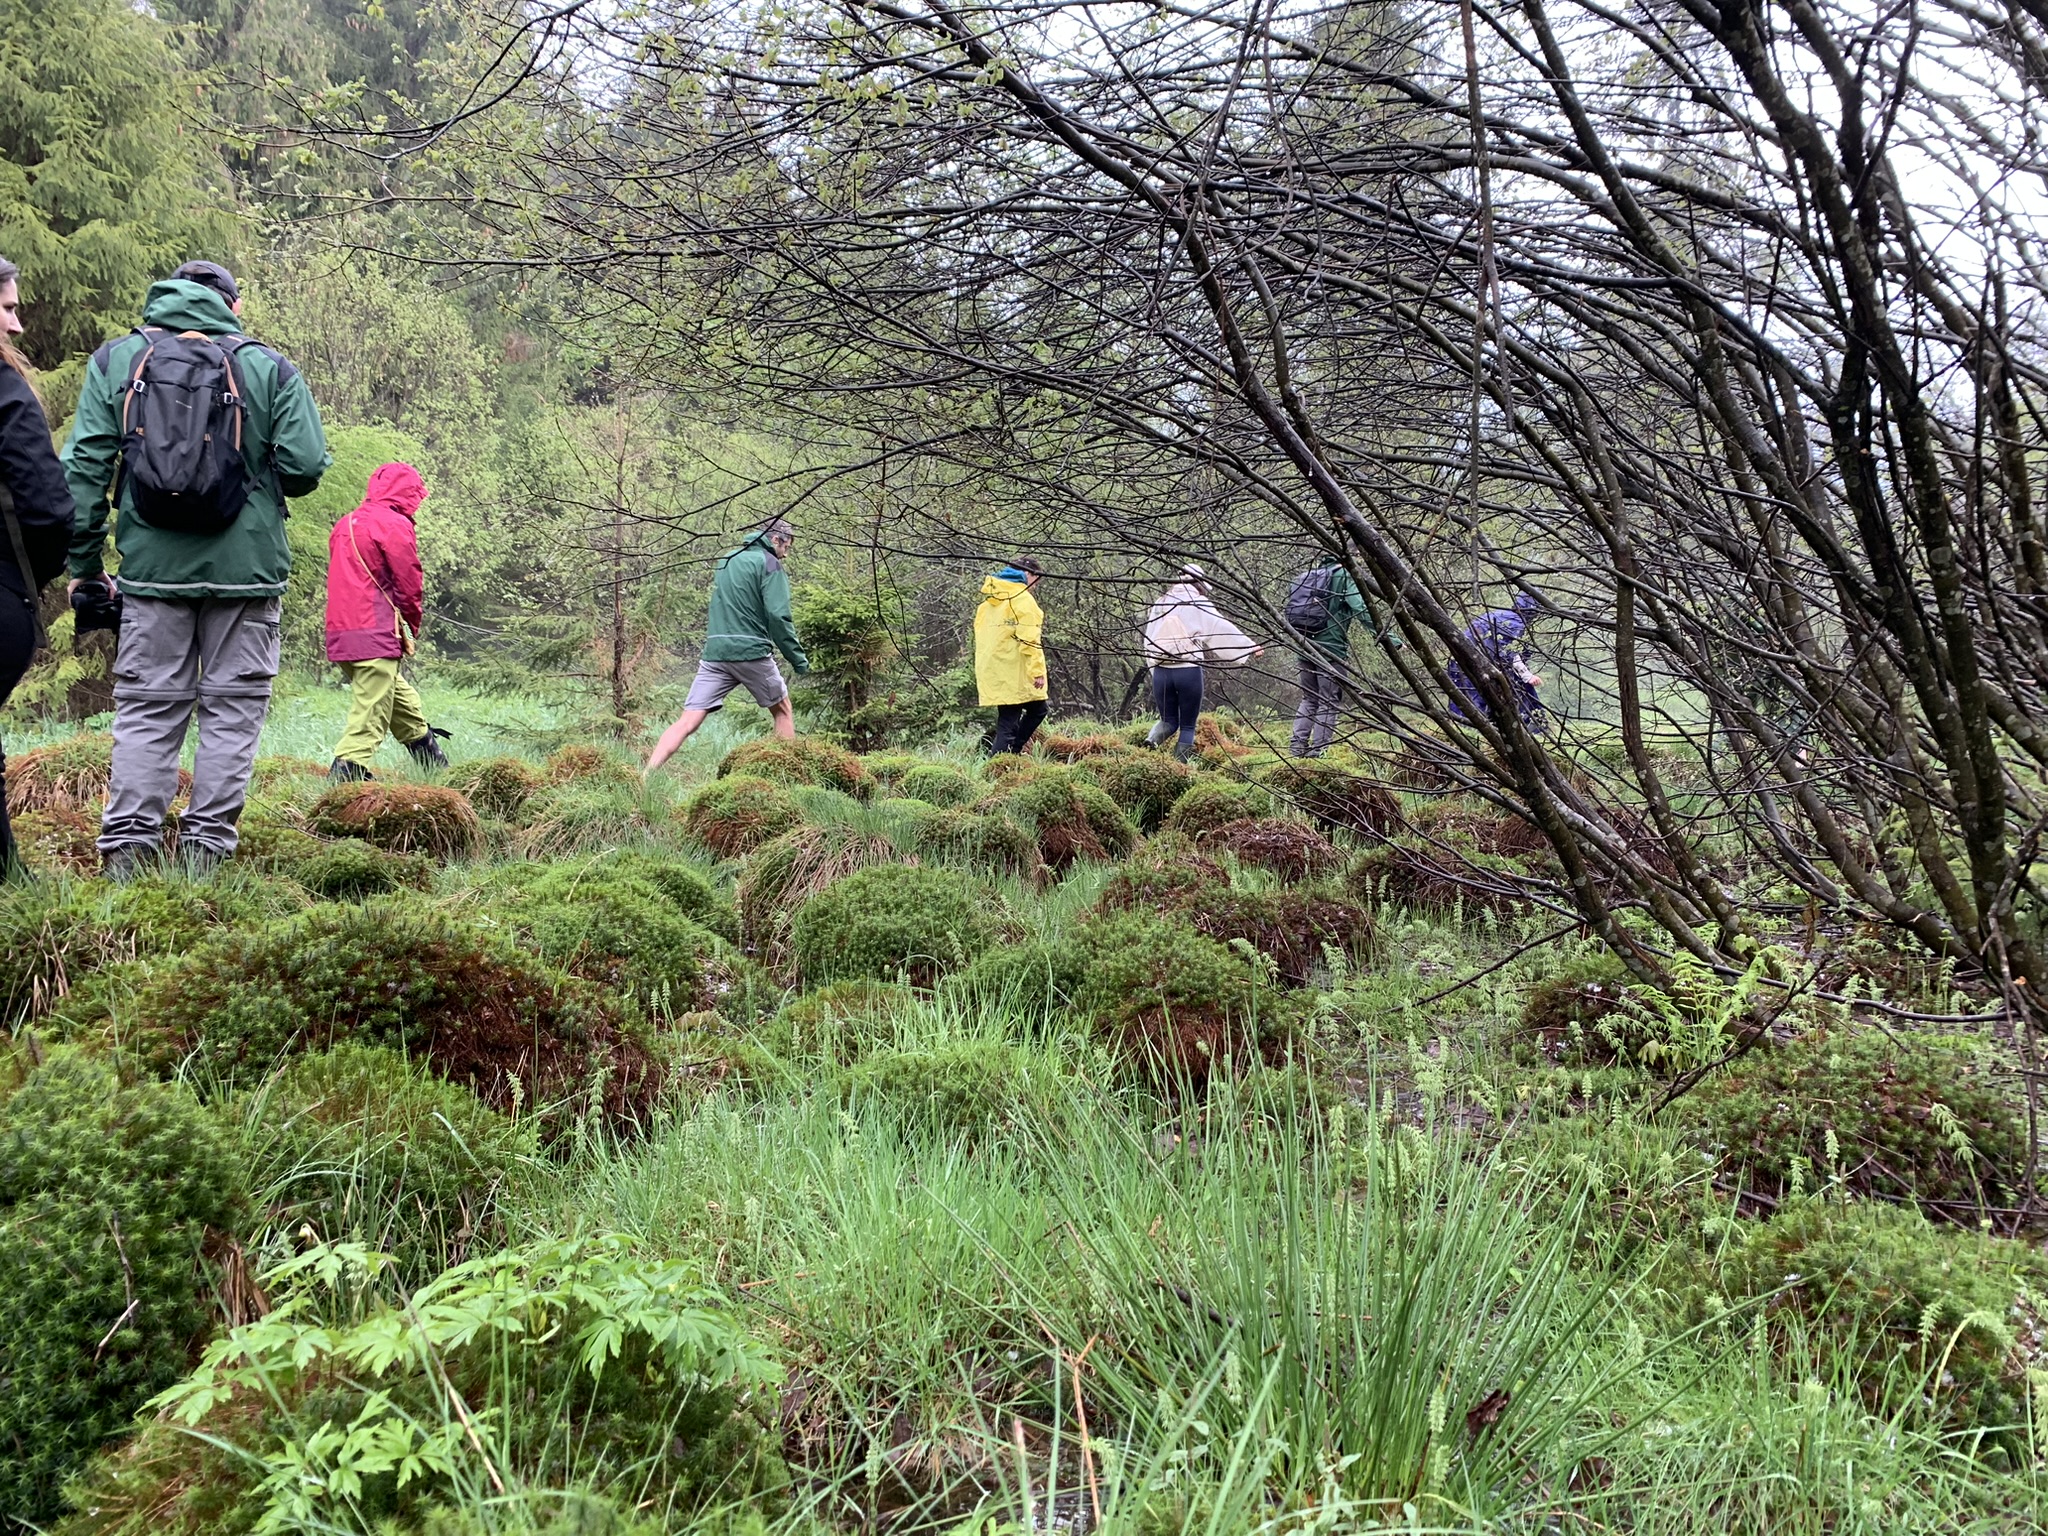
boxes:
[113,327,261,535]
[1283,566,1339,633]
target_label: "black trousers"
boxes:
[1150,665,1204,748]
[0,565,38,875]
[988,699,1047,755]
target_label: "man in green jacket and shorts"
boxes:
[64,262,330,876]
[644,519,811,774]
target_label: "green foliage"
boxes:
[0,0,232,379]
[986,766,1137,872]
[1690,1023,2028,1209]
[760,979,914,1064]
[1077,749,1195,832]
[128,899,662,1123]
[291,838,436,901]
[597,850,738,941]
[0,874,293,1024]
[717,736,874,800]
[234,1044,536,1280]
[841,1040,1041,1140]
[448,755,545,821]
[894,762,982,809]
[1077,911,1276,1080]
[906,806,1041,879]
[515,779,664,858]
[681,774,805,859]
[1258,760,1400,837]
[1100,842,1375,986]
[734,823,899,965]
[938,940,1087,1018]
[790,864,1000,988]
[308,782,485,859]
[1519,950,1633,1064]
[0,1051,248,1528]
[475,863,726,1012]
[1161,777,1275,837]
[137,1237,780,1536]
[1702,1198,2048,1440]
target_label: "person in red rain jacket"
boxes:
[324,462,449,779]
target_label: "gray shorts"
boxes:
[684,656,789,712]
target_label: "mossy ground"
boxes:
[2,686,2042,1533]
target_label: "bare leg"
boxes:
[769,696,796,741]
[645,708,711,774]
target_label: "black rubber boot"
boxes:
[329,757,374,784]
[102,843,159,883]
[403,726,452,771]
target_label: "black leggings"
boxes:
[1151,665,1204,749]
[0,566,38,875]
[988,700,1047,756]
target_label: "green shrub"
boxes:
[1703,1199,2048,1440]
[861,751,924,790]
[1078,749,1195,832]
[127,900,663,1125]
[841,1039,1040,1140]
[939,940,1088,1018]
[477,863,727,1011]
[516,779,660,857]
[290,838,436,901]
[760,979,914,1063]
[231,807,327,871]
[0,1051,248,1528]
[448,755,544,819]
[717,735,874,800]
[235,1044,537,1280]
[544,743,640,787]
[601,850,739,941]
[735,823,899,964]
[1518,951,1635,1064]
[790,864,1000,987]
[1077,912,1278,1083]
[1100,843,1375,985]
[1690,1024,2028,1210]
[895,762,983,809]
[681,773,805,858]
[987,767,1137,873]
[1342,838,1530,915]
[0,876,291,1025]
[307,782,484,859]
[907,807,1042,879]
[1161,777,1274,837]
[73,1238,782,1536]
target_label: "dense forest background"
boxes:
[0,0,1270,740]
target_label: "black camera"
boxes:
[70,576,123,637]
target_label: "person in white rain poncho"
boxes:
[1143,564,1261,759]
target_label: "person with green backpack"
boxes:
[63,261,331,878]
[1283,557,1397,757]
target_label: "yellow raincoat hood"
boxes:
[974,574,1047,706]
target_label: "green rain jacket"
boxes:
[702,530,810,672]
[1310,566,1370,660]
[64,279,330,600]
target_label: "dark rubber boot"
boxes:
[102,844,159,883]
[329,757,374,784]
[403,726,451,771]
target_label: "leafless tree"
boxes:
[335,0,2048,1063]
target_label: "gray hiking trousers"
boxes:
[1291,652,1345,756]
[100,594,281,860]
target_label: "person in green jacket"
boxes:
[64,262,330,877]
[644,519,811,774]
[1287,560,1401,756]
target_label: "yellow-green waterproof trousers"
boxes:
[333,659,429,766]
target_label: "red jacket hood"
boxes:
[358,461,426,521]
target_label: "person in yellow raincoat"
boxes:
[974,556,1048,755]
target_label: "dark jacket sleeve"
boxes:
[0,362,75,589]
[63,343,123,581]
[266,355,330,499]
